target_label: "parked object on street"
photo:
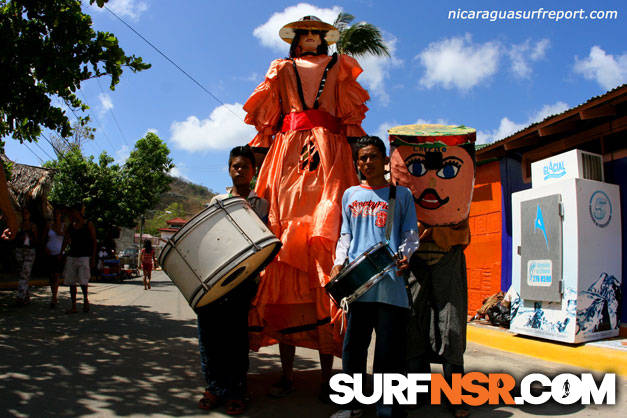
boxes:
[99,258,121,281]
[119,245,140,280]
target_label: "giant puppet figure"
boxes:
[243,16,369,395]
[389,124,476,412]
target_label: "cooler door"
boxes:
[520,194,563,302]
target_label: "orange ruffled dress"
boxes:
[244,54,369,356]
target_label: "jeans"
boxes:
[342,302,408,417]
[196,279,256,401]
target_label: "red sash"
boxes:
[281,109,341,134]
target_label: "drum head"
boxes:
[196,241,280,307]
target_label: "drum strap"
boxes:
[385,184,414,309]
[385,184,396,241]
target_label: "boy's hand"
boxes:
[1,227,16,240]
[330,264,343,279]
[395,256,408,276]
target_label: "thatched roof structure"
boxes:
[1,154,55,213]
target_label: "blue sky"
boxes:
[3,0,626,194]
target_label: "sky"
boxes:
[3,0,626,194]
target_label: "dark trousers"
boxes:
[342,302,408,417]
[196,280,256,401]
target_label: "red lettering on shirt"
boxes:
[348,200,388,220]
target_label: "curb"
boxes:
[467,324,627,377]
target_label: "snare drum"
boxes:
[325,242,396,307]
[159,197,281,308]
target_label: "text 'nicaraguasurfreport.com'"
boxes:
[448,8,618,22]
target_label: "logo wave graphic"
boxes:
[544,171,566,180]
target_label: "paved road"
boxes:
[0,271,624,417]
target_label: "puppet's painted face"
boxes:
[297,30,322,53]
[390,145,475,226]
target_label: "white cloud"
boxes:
[417,34,499,90]
[415,118,449,125]
[358,34,403,105]
[508,38,550,78]
[98,93,113,117]
[530,39,550,61]
[253,3,341,53]
[90,0,148,20]
[476,118,525,145]
[530,101,570,122]
[114,145,130,165]
[477,101,569,145]
[169,103,256,152]
[168,165,190,181]
[574,46,627,91]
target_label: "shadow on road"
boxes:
[0,292,200,416]
[0,287,330,417]
[0,289,315,417]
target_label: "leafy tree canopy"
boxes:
[0,0,150,145]
[123,132,175,217]
[47,132,173,236]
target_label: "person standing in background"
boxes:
[61,205,96,314]
[43,206,65,308]
[15,207,38,305]
[140,239,156,290]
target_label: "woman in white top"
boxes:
[44,207,65,308]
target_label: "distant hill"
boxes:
[144,176,216,235]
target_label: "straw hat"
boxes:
[279,16,340,45]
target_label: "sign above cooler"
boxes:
[531,149,604,187]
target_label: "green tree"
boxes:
[334,12,390,57]
[123,132,174,218]
[47,132,173,236]
[46,147,95,207]
[0,0,150,145]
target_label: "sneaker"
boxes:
[330,410,363,418]
[268,377,294,398]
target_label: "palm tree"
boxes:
[333,12,390,57]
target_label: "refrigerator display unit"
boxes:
[510,149,622,343]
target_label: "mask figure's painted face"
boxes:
[390,145,475,226]
[297,30,322,53]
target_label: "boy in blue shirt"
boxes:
[330,136,419,418]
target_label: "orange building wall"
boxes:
[465,161,503,315]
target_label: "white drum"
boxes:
[159,197,280,308]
